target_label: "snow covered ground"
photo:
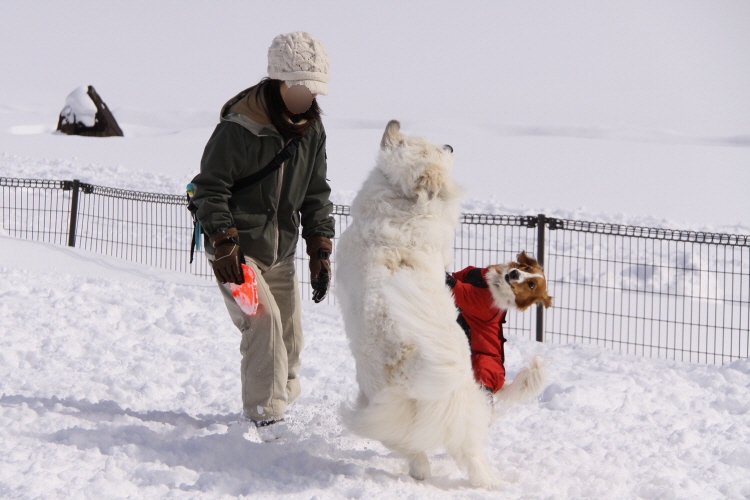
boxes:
[1,234,749,499]
[1,1,750,498]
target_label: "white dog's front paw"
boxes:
[408,451,432,481]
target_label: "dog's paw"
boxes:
[408,451,432,481]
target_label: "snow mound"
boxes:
[59,86,98,128]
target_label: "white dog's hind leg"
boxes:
[442,383,498,488]
[466,453,499,489]
[445,439,497,488]
[407,451,431,481]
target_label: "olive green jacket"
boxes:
[190,86,335,267]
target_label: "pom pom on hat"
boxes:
[268,31,329,95]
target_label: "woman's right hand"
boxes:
[210,228,245,285]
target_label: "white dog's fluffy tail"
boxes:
[494,355,547,409]
[340,387,414,445]
[381,269,475,400]
[341,381,492,455]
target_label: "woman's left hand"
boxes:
[305,236,332,303]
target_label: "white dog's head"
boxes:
[377,120,457,203]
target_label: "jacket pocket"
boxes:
[233,213,267,229]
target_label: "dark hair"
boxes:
[255,77,323,140]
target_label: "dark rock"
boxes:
[57,85,123,137]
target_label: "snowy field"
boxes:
[1,1,749,232]
[1,235,749,499]
[1,1,750,498]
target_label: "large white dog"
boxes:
[335,120,498,487]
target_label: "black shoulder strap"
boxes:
[229,135,303,194]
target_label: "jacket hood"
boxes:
[221,83,308,139]
[219,85,276,138]
[223,85,270,124]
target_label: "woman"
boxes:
[190,32,334,438]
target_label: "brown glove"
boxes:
[305,235,332,303]
[210,227,245,285]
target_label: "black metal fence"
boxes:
[2,176,748,365]
[543,219,749,364]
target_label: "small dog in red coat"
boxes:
[446,252,551,404]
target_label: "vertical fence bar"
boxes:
[536,213,546,342]
[67,179,80,247]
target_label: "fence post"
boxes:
[67,179,80,247]
[536,213,546,342]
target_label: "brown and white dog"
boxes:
[490,252,551,406]
[486,251,553,312]
[450,251,551,406]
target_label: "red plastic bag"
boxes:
[229,264,259,316]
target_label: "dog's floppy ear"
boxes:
[517,251,538,267]
[540,294,553,308]
[380,120,403,149]
[415,162,445,201]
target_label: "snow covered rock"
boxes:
[56,85,123,137]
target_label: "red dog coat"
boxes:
[450,266,507,393]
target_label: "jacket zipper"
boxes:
[271,138,288,266]
[271,162,283,265]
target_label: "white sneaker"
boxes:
[227,415,262,442]
[254,418,289,443]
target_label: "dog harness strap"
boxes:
[464,268,488,288]
[456,312,472,345]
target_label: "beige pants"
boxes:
[209,253,304,421]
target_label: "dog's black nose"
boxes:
[443,144,453,153]
[508,269,519,281]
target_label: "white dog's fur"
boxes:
[335,120,498,487]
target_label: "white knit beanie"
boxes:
[267,31,329,96]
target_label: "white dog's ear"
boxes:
[380,120,403,149]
